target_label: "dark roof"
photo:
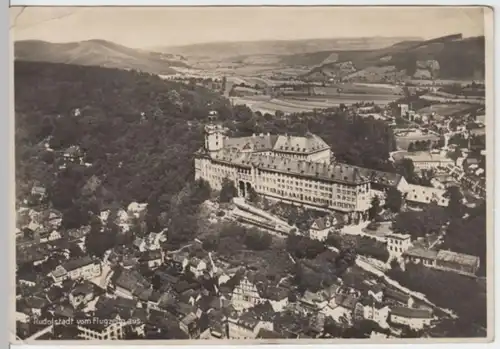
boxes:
[149,291,162,303]
[26,296,49,309]
[173,280,197,294]
[140,249,163,261]
[391,306,433,319]
[18,272,38,283]
[211,150,368,185]
[384,288,411,303]
[67,226,91,239]
[46,286,66,302]
[334,293,359,310]
[71,281,94,296]
[257,328,282,339]
[114,268,150,292]
[403,247,438,260]
[62,256,96,272]
[262,286,289,301]
[356,167,404,188]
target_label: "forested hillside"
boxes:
[15,61,231,222]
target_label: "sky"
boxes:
[10,6,486,48]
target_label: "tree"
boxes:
[69,244,85,258]
[248,186,260,205]
[219,178,237,203]
[368,196,381,220]
[84,222,117,258]
[444,186,464,218]
[385,187,403,213]
[202,235,220,251]
[287,205,299,226]
[392,204,447,239]
[448,147,463,162]
[286,233,326,259]
[390,258,401,270]
[407,142,415,152]
[396,158,417,184]
[334,246,357,276]
[152,273,162,291]
[244,229,272,251]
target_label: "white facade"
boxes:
[51,261,102,283]
[231,276,263,311]
[189,260,208,278]
[16,311,30,323]
[308,217,335,241]
[404,154,454,171]
[387,234,412,260]
[391,313,432,331]
[362,305,390,328]
[77,321,126,340]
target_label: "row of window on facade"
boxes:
[388,246,405,253]
[261,186,357,210]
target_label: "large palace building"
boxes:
[194,115,377,221]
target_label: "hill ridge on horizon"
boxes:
[14,39,189,75]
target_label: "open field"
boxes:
[407,79,484,86]
[231,93,397,114]
[420,94,485,105]
[312,83,403,96]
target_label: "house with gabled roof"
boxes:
[308,215,340,241]
[188,256,208,278]
[384,288,415,308]
[230,272,267,312]
[354,295,390,329]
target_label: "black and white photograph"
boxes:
[11,6,493,342]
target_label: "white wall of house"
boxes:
[391,314,431,331]
[231,277,263,311]
[269,297,289,313]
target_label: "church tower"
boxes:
[204,110,225,152]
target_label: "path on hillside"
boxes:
[166,244,193,255]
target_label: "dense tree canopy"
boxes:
[219,178,238,203]
[385,187,403,213]
[392,204,448,239]
[16,61,230,232]
[286,233,327,260]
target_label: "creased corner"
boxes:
[9,6,26,31]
